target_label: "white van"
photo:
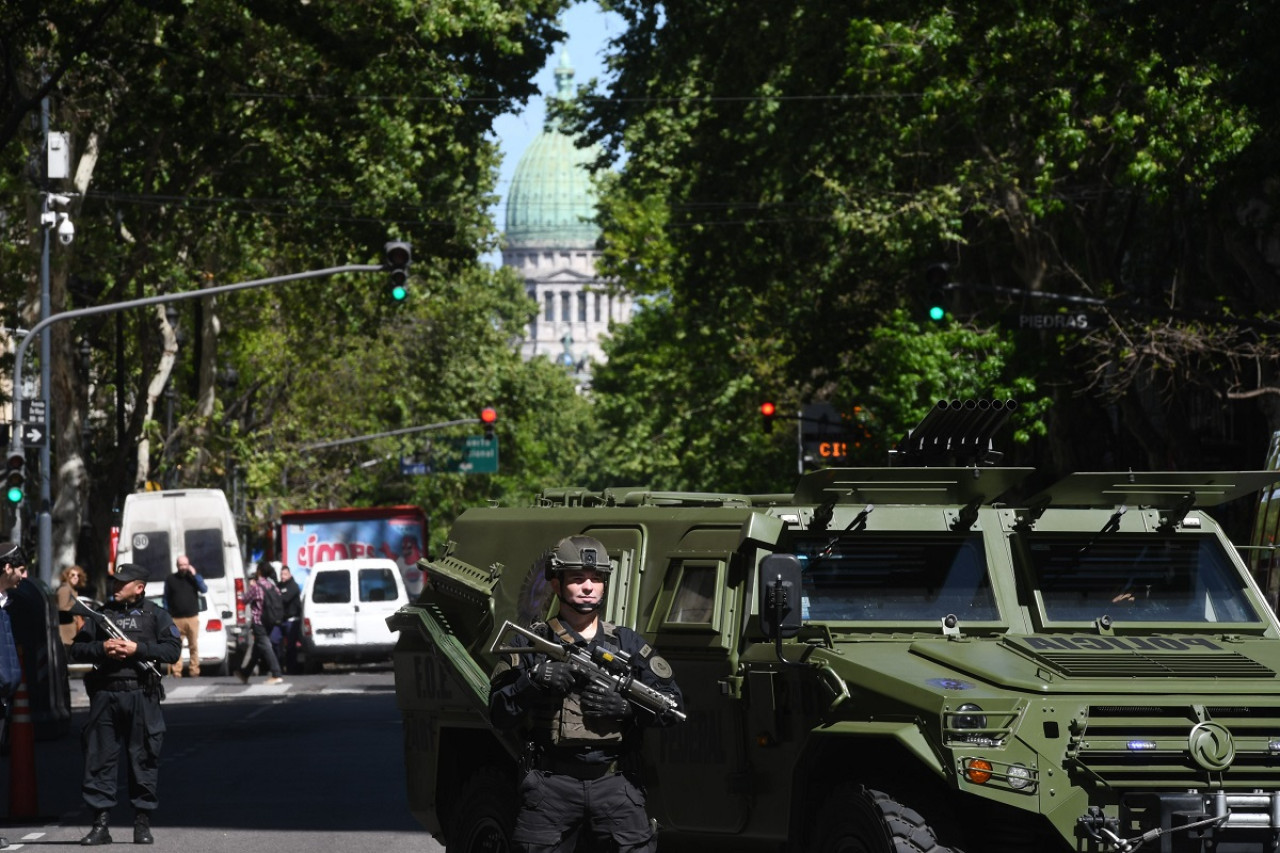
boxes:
[114,489,247,676]
[300,558,407,673]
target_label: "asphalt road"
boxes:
[0,668,444,853]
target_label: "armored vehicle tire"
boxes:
[445,766,516,853]
[814,785,961,853]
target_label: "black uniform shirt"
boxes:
[70,597,182,684]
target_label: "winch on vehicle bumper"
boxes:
[1080,791,1280,852]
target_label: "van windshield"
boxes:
[184,526,227,579]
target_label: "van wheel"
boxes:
[303,656,321,675]
[211,657,229,677]
[445,766,515,853]
[814,786,962,853]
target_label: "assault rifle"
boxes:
[491,621,686,722]
[70,596,165,682]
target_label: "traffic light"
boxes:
[480,407,497,441]
[384,241,412,302]
[5,451,25,504]
[925,263,950,322]
[760,401,776,434]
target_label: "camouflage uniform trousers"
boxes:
[513,768,655,853]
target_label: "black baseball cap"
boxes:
[113,563,148,584]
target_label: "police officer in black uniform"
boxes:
[490,536,685,853]
[70,563,181,846]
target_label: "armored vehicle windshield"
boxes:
[785,531,1000,623]
[1023,533,1263,625]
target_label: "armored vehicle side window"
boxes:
[1025,534,1262,624]
[788,533,999,622]
[667,560,720,624]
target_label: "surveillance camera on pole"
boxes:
[41,194,76,245]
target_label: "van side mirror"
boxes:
[759,554,803,640]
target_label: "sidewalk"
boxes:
[66,668,396,708]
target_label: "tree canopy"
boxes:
[5,0,1280,574]
[574,0,1280,494]
[1,0,594,569]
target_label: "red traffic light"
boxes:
[480,407,497,440]
[760,401,776,434]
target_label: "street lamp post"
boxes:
[8,247,408,582]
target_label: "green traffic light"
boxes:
[5,486,23,504]
[391,284,408,301]
[928,305,946,322]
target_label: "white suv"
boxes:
[300,558,407,673]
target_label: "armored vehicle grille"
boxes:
[1072,704,1280,788]
[1033,651,1273,679]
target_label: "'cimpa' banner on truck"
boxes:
[279,506,428,597]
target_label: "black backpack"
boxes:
[260,583,284,629]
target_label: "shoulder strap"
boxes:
[546,616,574,644]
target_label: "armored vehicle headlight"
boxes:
[1006,764,1032,790]
[953,703,987,730]
[964,758,993,784]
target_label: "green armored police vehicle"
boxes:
[390,402,1280,852]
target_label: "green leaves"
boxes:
[2,0,583,552]
[576,0,1280,483]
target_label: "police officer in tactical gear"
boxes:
[490,535,685,853]
[70,563,181,845]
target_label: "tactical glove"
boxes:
[533,660,575,694]
[581,681,633,719]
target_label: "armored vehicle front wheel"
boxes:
[445,767,516,853]
[814,785,961,853]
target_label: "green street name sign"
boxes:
[400,435,498,475]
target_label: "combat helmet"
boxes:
[543,535,614,581]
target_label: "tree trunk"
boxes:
[134,306,179,491]
[180,292,220,485]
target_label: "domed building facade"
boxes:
[503,51,631,384]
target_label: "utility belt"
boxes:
[91,678,140,692]
[529,746,633,781]
[86,669,165,700]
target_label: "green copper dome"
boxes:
[505,51,601,249]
